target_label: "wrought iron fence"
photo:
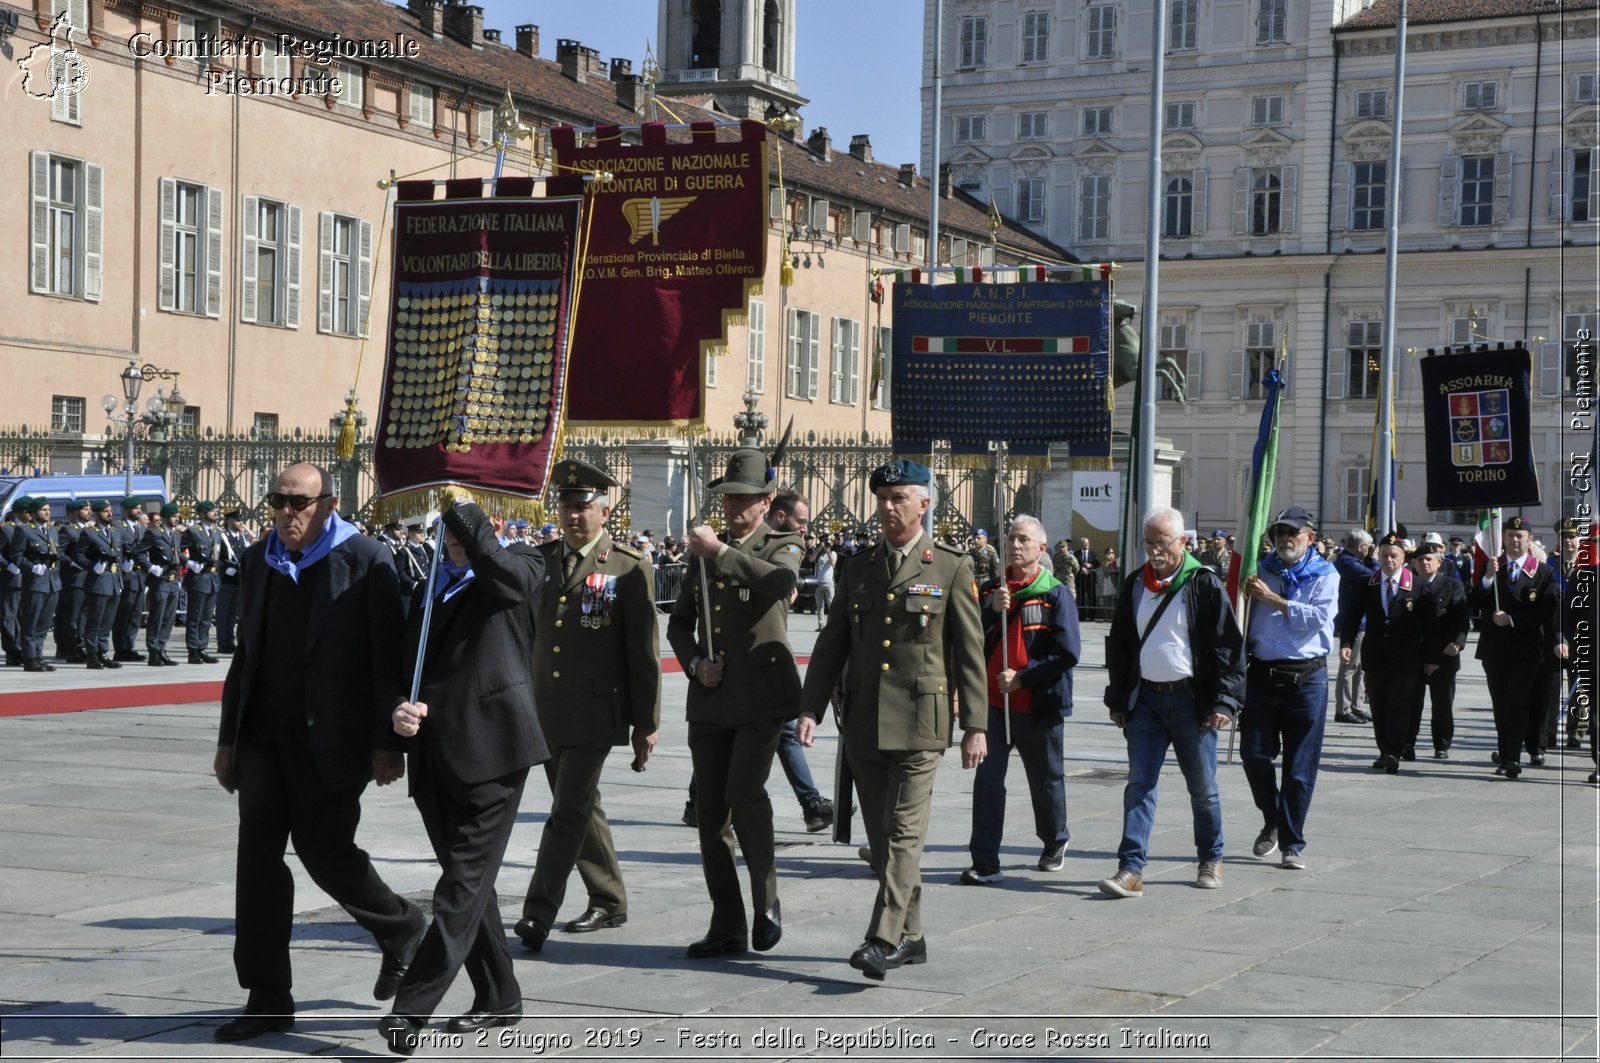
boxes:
[0,425,1033,540]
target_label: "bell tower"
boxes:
[655,0,806,120]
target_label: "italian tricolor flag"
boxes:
[1472,508,1502,576]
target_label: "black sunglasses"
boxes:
[267,492,332,512]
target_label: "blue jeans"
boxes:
[1240,669,1328,856]
[969,704,1068,869]
[1116,684,1223,873]
[776,718,822,808]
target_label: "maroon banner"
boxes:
[373,189,583,514]
[549,121,768,428]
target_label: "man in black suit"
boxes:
[1474,515,1558,777]
[381,495,549,1054]
[216,510,250,653]
[212,462,424,1043]
[1409,534,1469,760]
[1338,531,1425,774]
[1074,537,1101,614]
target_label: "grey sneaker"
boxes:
[1037,841,1068,872]
[1252,825,1279,859]
[1196,859,1223,889]
[1098,868,1143,898]
[960,865,1003,885]
[1280,850,1306,870]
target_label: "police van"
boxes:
[0,474,169,515]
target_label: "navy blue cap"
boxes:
[1269,506,1317,533]
[869,459,932,493]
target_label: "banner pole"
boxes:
[407,514,446,704]
[996,442,1011,748]
[686,435,715,661]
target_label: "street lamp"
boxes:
[101,360,183,496]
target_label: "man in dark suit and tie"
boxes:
[1338,531,1425,774]
[1075,537,1101,614]
[1409,533,1469,760]
[668,445,803,958]
[514,459,659,954]
[212,462,424,1043]
[1473,515,1558,778]
[381,494,549,1053]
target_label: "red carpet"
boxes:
[0,654,813,718]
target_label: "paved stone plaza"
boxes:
[1,618,1596,1060]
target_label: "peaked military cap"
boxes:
[869,458,932,493]
[553,457,618,503]
[224,509,243,521]
[1504,515,1528,532]
[1557,517,1581,535]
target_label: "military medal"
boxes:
[738,586,750,602]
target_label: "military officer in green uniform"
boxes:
[514,459,659,953]
[797,459,988,980]
[667,444,803,958]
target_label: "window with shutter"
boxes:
[205,187,223,318]
[705,347,719,387]
[1343,467,1370,523]
[1249,169,1282,235]
[1082,107,1113,136]
[1021,11,1049,63]
[1256,0,1287,44]
[1018,111,1048,139]
[805,311,820,399]
[1232,167,1251,234]
[1018,177,1046,223]
[1459,154,1494,226]
[746,299,766,393]
[1158,320,1189,401]
[1578,73,1599,105]
[873,325,892,410]
[959,17,988,68]
[33,152,92,299]
[338,64,364,109]
[1355,90,1389,119]
[1079,174,1109,241]
[409,84,435,127]
[1437,154,1460,227]
[357,219,373,337]
[1085,5,1116,60]
[241,195,260,324]
[1463,81,1498,111]
[1245,321,1276,399]
[158,177,178,311]
[82,163,102,302]
[317,210,335,333]
[1164,101,1196,131]
[1189,170,1207,236]
[1169,0,1198,51]
[1351,162,1386,230]
[1346,321,1383,398]
[284,205,302,328]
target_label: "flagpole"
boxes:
[685,436,715,662]
[995,441,1011,748]
[927,0,944,271]
[408,513,446,704]
[1375,0,1408,535]
[1135,0,1169,523]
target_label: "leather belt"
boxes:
[1142,678,1189,694]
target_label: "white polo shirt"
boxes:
[1134,582,1194,682]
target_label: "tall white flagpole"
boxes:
[1375,0,1408,536]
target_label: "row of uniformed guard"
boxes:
[0,495,248,672]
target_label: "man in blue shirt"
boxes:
[1239,506,1339,871]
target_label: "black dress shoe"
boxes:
[64,651,88,664]
[148,656,166,667]
[564,907,627,934]
[1434,749,1449,759]
[189,652,204,664]
[884,934,928,970]
[215,1012,294,1042]
[374,921,427,1001]
[513,918,547,952]
[1505,763,1522,779]
[752,901,782,952]
[849,938,894,980]
[446,1003,523,1034]
[1530,754,1546,767]
[1384,755,1400,775]
[86,655,104,669]
[379,1014,422,1056]
[686,931,748,958]
[1371,757,1388,770]
[198,651,219,663]
[4,653,21,666]
[23,659,48,672]
[161,652,180,666]
[99,654,121,669]
[1401,748,1416,762]
[114,650,142,662]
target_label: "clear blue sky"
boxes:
[475,0,925,168]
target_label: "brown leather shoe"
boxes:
[1098,868,1143,898]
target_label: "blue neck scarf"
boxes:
[263,513,359,583]
[1259,546,1336,598]
[435,558,475,602]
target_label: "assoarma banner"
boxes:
[548,121,768,429]
[890,280,1113,465]
[373,187,583,515]
[1419,345,1541,510]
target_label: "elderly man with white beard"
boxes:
[1238,506,1339,872]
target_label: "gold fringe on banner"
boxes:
[1008,453,1050,472]
[1068,455,1114,471]
[371,486,550,526]
[946,452,994,470]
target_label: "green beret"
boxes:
[121,496,143,510]
[89,499,111,512]
[64,498,88,511]
[197,500,217,513]
[159,502,180,518]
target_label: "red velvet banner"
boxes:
[549,121,769,428]
[373,185,583,514]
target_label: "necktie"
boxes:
[1383,579,1395,612]
[888,548,903,580]
[563,550,579,581]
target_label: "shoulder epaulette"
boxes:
[612,542,644,560]
[934,540,967,557]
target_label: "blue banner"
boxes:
[1419,346,1540,510]
[890,281,1112,462]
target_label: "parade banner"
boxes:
[890,280,1113,466]
[373,186,583,517]
[548,121,768,429]
[1419,345,1540,510]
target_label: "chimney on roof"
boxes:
[898,163,916,187]
[514,23,538,57]
[848,134,872,163]
[556,39,605,82]
[482,27,500,43]
[806,126,831,161]
[616,72,644,113]
[609,57,632,80]
[408,0,443,40]
[440,0,485,49]
[939,162,953,198]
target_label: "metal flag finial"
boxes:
[494,88,530,143]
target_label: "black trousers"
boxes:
[233,726,419,1010]
[1364,660,1417,758]
[55,582,85,655]
[216,583,240,650]
[1532,659,1562,753]
[1407,662,1457,753]
[394,742,527,1023]
[688,718,782,937]
[1485,651,1543,767]
[114,580,143,652]
[0,584,20,656]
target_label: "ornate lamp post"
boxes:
[733,388,768,447]
[101,360,183,496]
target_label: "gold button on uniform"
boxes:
[881,662,891,672]
[882,639,891,648]
[884,617,892,625]
[555,620,563,627]
[714,626,722,634]
[558,596,567,604]
[552,646,560,653]
[552,670,560,678]
[887,593,896,601]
